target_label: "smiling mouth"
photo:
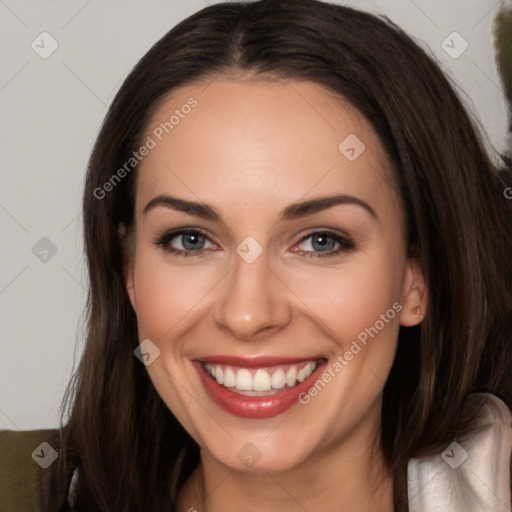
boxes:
[201,360,323,396]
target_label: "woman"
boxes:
[40,0,512,510]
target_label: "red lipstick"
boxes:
[193,356,327,419]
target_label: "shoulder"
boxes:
[407,393,512,511]
[0,428,60,512]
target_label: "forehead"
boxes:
[135,77,400,223]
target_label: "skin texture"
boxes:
[123,77,428,512]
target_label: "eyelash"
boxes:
[153,227,354,259]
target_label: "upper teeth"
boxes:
[203,361,318,393]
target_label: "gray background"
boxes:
[0,0,509,430]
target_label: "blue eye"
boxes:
[294,230,354,258]
[154,228,354,258]
[154,228,215,257]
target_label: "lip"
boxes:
[193,356,328,419]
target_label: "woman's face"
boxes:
[124,77,426,473]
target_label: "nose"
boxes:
[214,248,292,341]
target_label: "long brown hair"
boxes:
[43,1,512,510]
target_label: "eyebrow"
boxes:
[143,193,377,221]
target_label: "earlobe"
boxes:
[399,257,428,327]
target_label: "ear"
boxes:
[399,257,428,326]
[119,222,136,312]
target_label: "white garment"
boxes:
[408,393,512,511]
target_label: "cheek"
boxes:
[283,249,404,352]
[132,249,216,339]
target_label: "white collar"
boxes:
[407,393,512,511]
